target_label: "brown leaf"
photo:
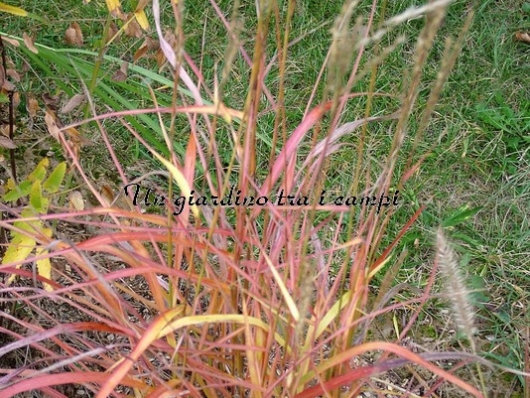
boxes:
[123,14,143,38]
[156,30,178,69]
[42,92,61,110]
[66,126,92,159]
[101,184,115,207]
[133,44,149,63]
[515,31,530,45]
[1,64,15,92]
[0,123,16,137]
[1,79,15,92]
[12,91,20,109]
[0,136,16,149]
[27,95,39,117]
[112,61,128,82]
[65,22,84,47]
[6,69,20,82]
[44,109,62,140]
[23,32,38,54]
[61,93,86,114]
[0,35,19,47]
[133,37,158,63]
[106,22,119,44]
[135,0,150,12]
[64,126,92,146]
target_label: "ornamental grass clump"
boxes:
[0,0,494,397]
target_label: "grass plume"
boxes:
[436,228,476,342]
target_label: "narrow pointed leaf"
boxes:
[43,162,67,193]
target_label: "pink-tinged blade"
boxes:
[259,101,332,197]
[152,0,203,105]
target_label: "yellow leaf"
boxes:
[28,158,50,182]
[6,178,16,190]
[0,2,27,16]
[105,0,122,17]
[36,228,53,292]
[134,10,149,30]
[4,234,37,286]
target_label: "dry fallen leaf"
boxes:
[42,92,61,110]
[27,95,39,117]
[0,136,16,149]
[12,91,20,109]
[69,191,85,210]
[0,35,19,47]
[22,32,38,54]
[100,184,115,207]
[133,36,158,62]
[122,14,143,38]
[65,22,84,47]
[133,45,149,63]
[156,30,178,69]
[112,61,128,82]
[0,123,16,137]
[6,69,20,82]
[515,31,530,45]
[44,109,61,140]
[1,78,15,92]
[105,22,119,44]
[64,126,92,146]
[61,93,86,114]
[1,65,15,92]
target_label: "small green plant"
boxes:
[2,158,66,291]
[476,92,530,174]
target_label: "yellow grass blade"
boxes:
[262,251,300,322]
[35,227,53,292]
[152,153,200,219]
[314,290,352,338]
